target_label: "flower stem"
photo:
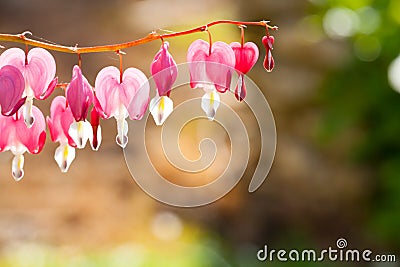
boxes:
[0,20,277,54]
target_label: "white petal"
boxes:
[12,153,24,181]
[23,98,35,128]
[201,90,220,120]
[149,95,173,126]
[116,118,128,148]
[54,143,76,172]
[68,120,93,149]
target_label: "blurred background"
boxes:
[0,0,400,266]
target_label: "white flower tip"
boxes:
[206,109,216,121]
[115,119,128,148]
[55,144,75,172]
[201,90,220,120]
[150,96,173,126]
[24,115,35,128]
[23,98,35,128]
[69,120,92,149]
[116,135,128,148]
[12,154,24,181]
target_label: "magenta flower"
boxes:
[0,65,26,116]
[66,65,93,122]
[0,47,57,127]
[47,96,77,172]
[0,106,46,181]
[66,65,96,149]
[95,66,149,147]
[230,41,259,101]
[262,35,275,72]
[187,39,235,93]
[151,41,177,97]
[149,42,177,126]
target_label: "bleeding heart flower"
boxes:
[47,96,77,172]
[187,39,235,93]
[0,47,57,127]
[0,65,26,116]
[262,35,275,72]
[151,41,177,97]
[66,65,93,122]
[187,39,235,119]
[230,41,259,101]
[66,65,96,149]
[0,105,46,181]
[149,42,178,126]
[95,66,149,147]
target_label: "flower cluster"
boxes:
[0,32,275,180]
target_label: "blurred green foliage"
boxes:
[315,0,400,247]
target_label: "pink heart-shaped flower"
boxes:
[187,39,235,93]
[95,66,149,119]
[0,47,57,99]
[230,42,259,74]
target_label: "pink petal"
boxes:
[66,65,94,121]
[123,67,149,107]
[0,48,25,70]
[150,42,177,96]
[47,96,75,146]
[0,114,11,151]
[15,105,46,154]
[127,78,150,120]
[206,41,235,92]
[124,68,150,120]
[230,42,259,74]
[94,66,121,118]
[38,77,58,100]
[0,65,25,116]
[26,48,57,98]
[187,39,211,89]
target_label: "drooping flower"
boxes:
[149,42,177,126]
[95,66,149,147]
[230,41,259,101]
[90,105,102,151]
[0,65,26,116]
[0,106,46,181]
[47,96,77,172]
[187,39,235,119]
[65,65,95,149]
[151,42,177,97]
[0,47,57,127]
[262,35,275,72]
[187,39,235,93]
